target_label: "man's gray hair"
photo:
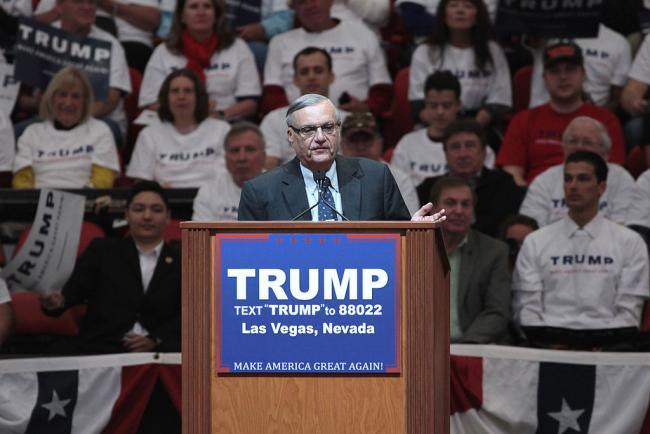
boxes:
[562,116,611,152]
[285,93,342,127]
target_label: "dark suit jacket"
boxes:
[47,237,181,354]
[455,230,511,344]
[238,156,411,221]
[417,167,523,237]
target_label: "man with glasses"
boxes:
[520,116,640,227]
[238,93,446,222]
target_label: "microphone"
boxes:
[291,171,349,221]
[291,171,326,221]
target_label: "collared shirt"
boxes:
[130,240,164,336]
[448,236,468,341]
[513,213,650,329]
[300,162,343,221]
[135,240,164,293]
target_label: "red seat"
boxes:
[11,291,85,336]
[512,65,532,114]
[162,219,182,242]
[15,221,105,258]
[626,146,648,179]
[381,66,415,149]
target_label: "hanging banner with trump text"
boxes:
[495,0,603,38]
[14,17,111,100]
[214,233,401,374]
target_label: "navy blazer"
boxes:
[238,156,411,221]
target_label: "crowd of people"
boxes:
[1,0,650,357]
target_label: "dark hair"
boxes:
[292,46,333,72]
[443,118,485,149]
[428,175,477,206]
[498,214,539,241]
[427,0,494,72]
[127,180,169,209]
[424,70,461,99]
[166,0,235,54]
[565,150,608,183]
[224,121,265,151]
[157,69,210,124]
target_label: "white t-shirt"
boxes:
[627,168,650,227]
[386,162,419,215]
[192,166,242,221]
[263,19,391,105]
[13,119,120,188]
[331,0,390,32]
[37,0,158,46]
[139,38,261,109]
[408,41,512,111]
[1,0,30,16]
[513,213,650,329]
[52,22,132,136]
[529,25,632,107]
[260,105,349,164]
[391,127,495,186]
[127,117,231,188]
[520,163,640,227]
[0,109,15,172]
[394,0,498,23]
[0,278,9,304]
[629,34,650,84]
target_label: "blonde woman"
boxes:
[12,67,120,188]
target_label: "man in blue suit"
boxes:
[238,94,446,223]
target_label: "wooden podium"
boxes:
[181,221,450,434]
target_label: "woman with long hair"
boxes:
[12,66,120,188]
[139,0,260,120]
[127,68,231,187]
[408,0,511,128]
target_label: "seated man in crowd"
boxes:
[621,32,650,167]
[430,177,511,343]
[528,24,631,111]
[0,278,14,349]
[513,151,649,345]
[392,71,496,186]
[520,116,640,227]
[263,0,392,116]
[417,119,522,237]
[261,46,348,168]
[497,42,625,186]
[193,122,266,221]
[339,111,419,215]
[40,181,181,354]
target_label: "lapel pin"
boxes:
[165,256,173,264]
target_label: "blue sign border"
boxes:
[213,233,402,374]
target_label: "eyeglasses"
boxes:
[289,122,339,138]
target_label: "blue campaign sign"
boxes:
[214,233,401,374]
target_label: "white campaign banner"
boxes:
[0,62,19,117]
[1,189,84,294]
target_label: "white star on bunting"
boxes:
[41,390,71,421]
[547,398,584,433]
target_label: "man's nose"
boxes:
[313,127,327,142]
